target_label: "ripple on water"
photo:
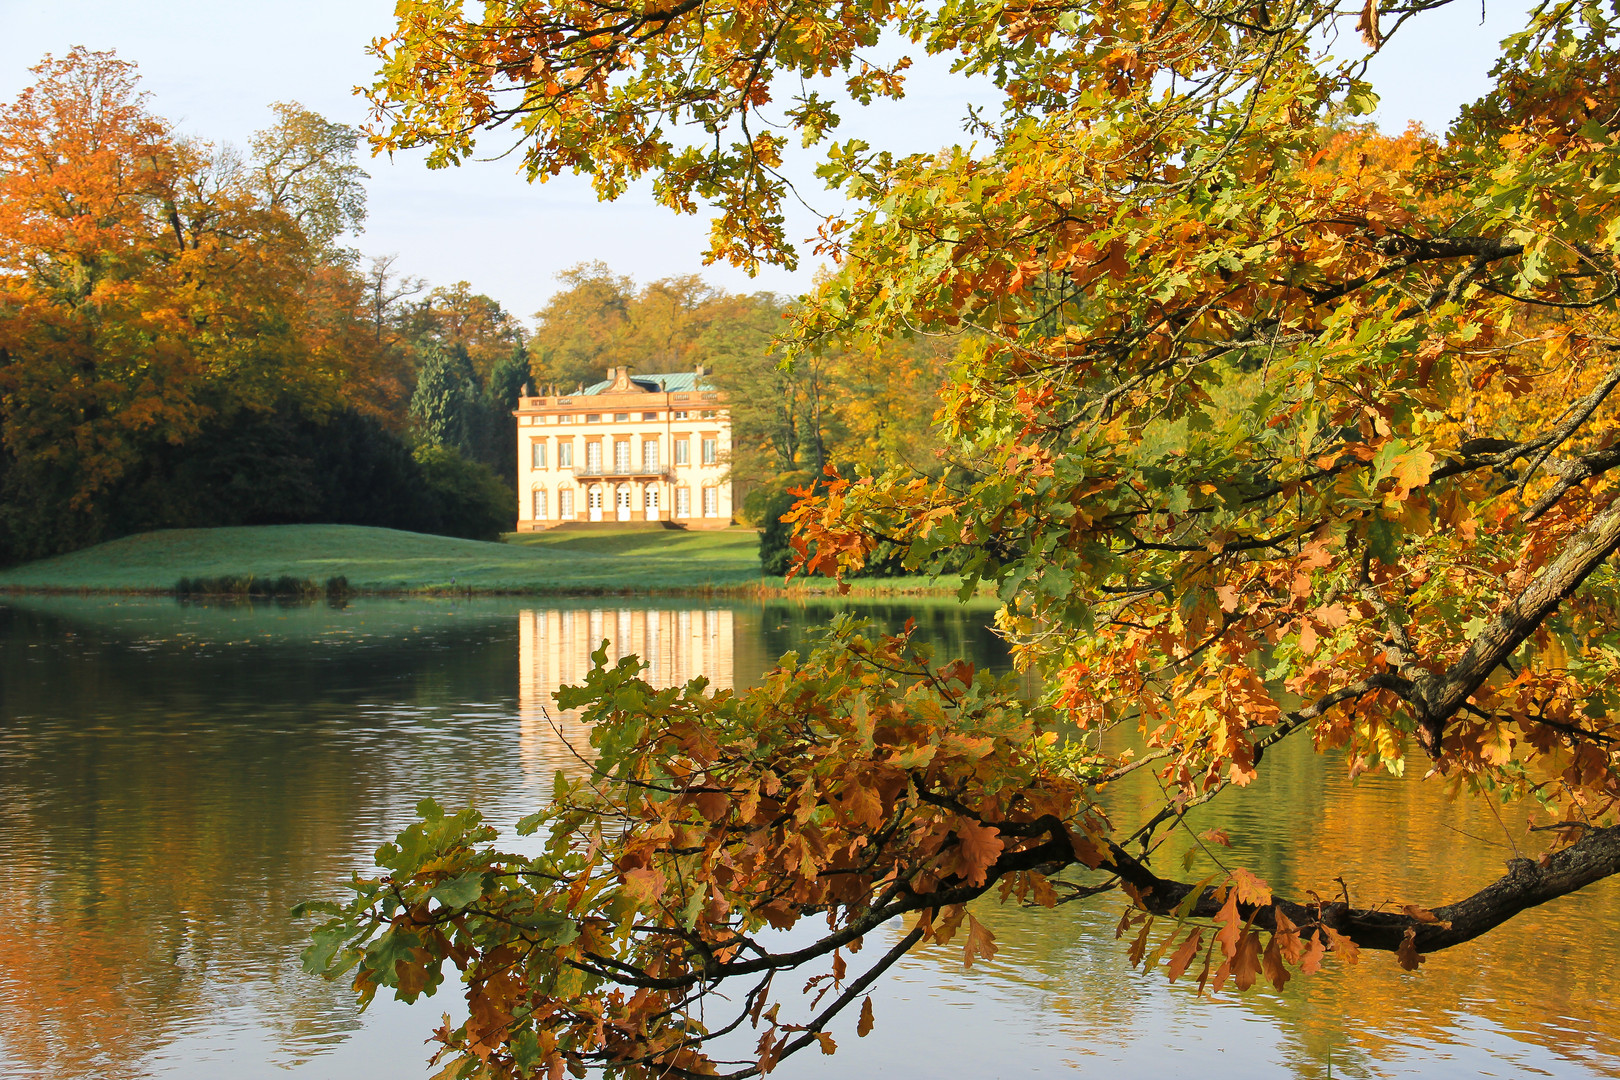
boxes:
[0,595,1615,1080]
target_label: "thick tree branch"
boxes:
[1414,497,1620,749]
[1102,821,1620,952]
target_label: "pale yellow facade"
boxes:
[516,606,736,779]
[513,365,733,530]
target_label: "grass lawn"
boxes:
[0,524,972,596]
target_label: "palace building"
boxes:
[513,365,733,530]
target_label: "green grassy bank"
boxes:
[0,524,972,596]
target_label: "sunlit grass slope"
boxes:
[0,524,970,595]
[0,524,764,592]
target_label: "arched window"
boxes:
[533,488,548,519]
[559,487,574,519]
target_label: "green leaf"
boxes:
[429,871,485,910]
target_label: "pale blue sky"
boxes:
[0,0,1528,318]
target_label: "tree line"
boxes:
[0,48,957,567]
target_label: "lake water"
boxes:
[0,595,1615,1080]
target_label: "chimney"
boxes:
[695,364,706,377]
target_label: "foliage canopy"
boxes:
[306,0,1620,1076]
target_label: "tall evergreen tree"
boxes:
[408,342,480,458]
[482,344,531,483]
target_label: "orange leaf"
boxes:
[1229,867,1272,906]
[1396,927,1426,971]
[1166,928,1203,982]
[1232,930,1263,990]
[1272,906,1303,964]
[963,913,998,969]
[954,820,1004,887]
[1401,904,1449,927]
[1261,932,1291,991]
[1127,920,1152,968]
[620,867,666,905]
[1322,924,1360,966]
[1213,889,1243,959]
[1300,929,1327,975]
[857,996,875,1038]
[694,790,730,822]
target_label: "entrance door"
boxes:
[588,486,603,522]
[645,485,661,521]
[616,484,633,522]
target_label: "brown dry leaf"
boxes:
[963,913,998,969]
[1167,928,1203,983]
[1214,889,1243,958]
[857,996,875,1038]
[1261,932,1291,991]
[844,783,884,828]
[1232,930,1264,990]
[1300,929,1328,975]
[1068,826,1107,868]
[955,820,1005,887]
[1401,904,1450,927]
[1027,871,1059,908]
[935,903,968,946]
[1396,927,1426,971]
[1210,956,1233,995]
[1357,0,1381,46]
[1127,920,1152,968]
[816,1031,837,1055]
[694,790,730,822]
[1323,925,1361,966]
[1272,906,1304,964]
[620,867,667,905]
[1230,867,1273,906]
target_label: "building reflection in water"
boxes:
[516,607,735,779]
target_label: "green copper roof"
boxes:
[579,371,716,395]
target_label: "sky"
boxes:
[0,0,1531,321]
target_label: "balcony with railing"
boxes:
[569,465,673,480]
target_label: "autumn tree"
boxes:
[248,100,370,260]
[399,280,528,383]
[0,50,460,557]
[530,262,773,389]
[303,1,1620,1075]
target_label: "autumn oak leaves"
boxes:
[306,0,1620,1075]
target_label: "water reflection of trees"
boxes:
[3,596,1615,1080]
[923,730,1620,1079]
[0,600,532,1079]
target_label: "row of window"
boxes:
[530,484,721,519]
[530,436,719,470]
[527,409,720,425]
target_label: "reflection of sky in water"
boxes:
[0,596,1614,1080]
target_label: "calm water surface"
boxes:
[0,596,1615,1079]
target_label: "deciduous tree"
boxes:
[304,1,1620,1075]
